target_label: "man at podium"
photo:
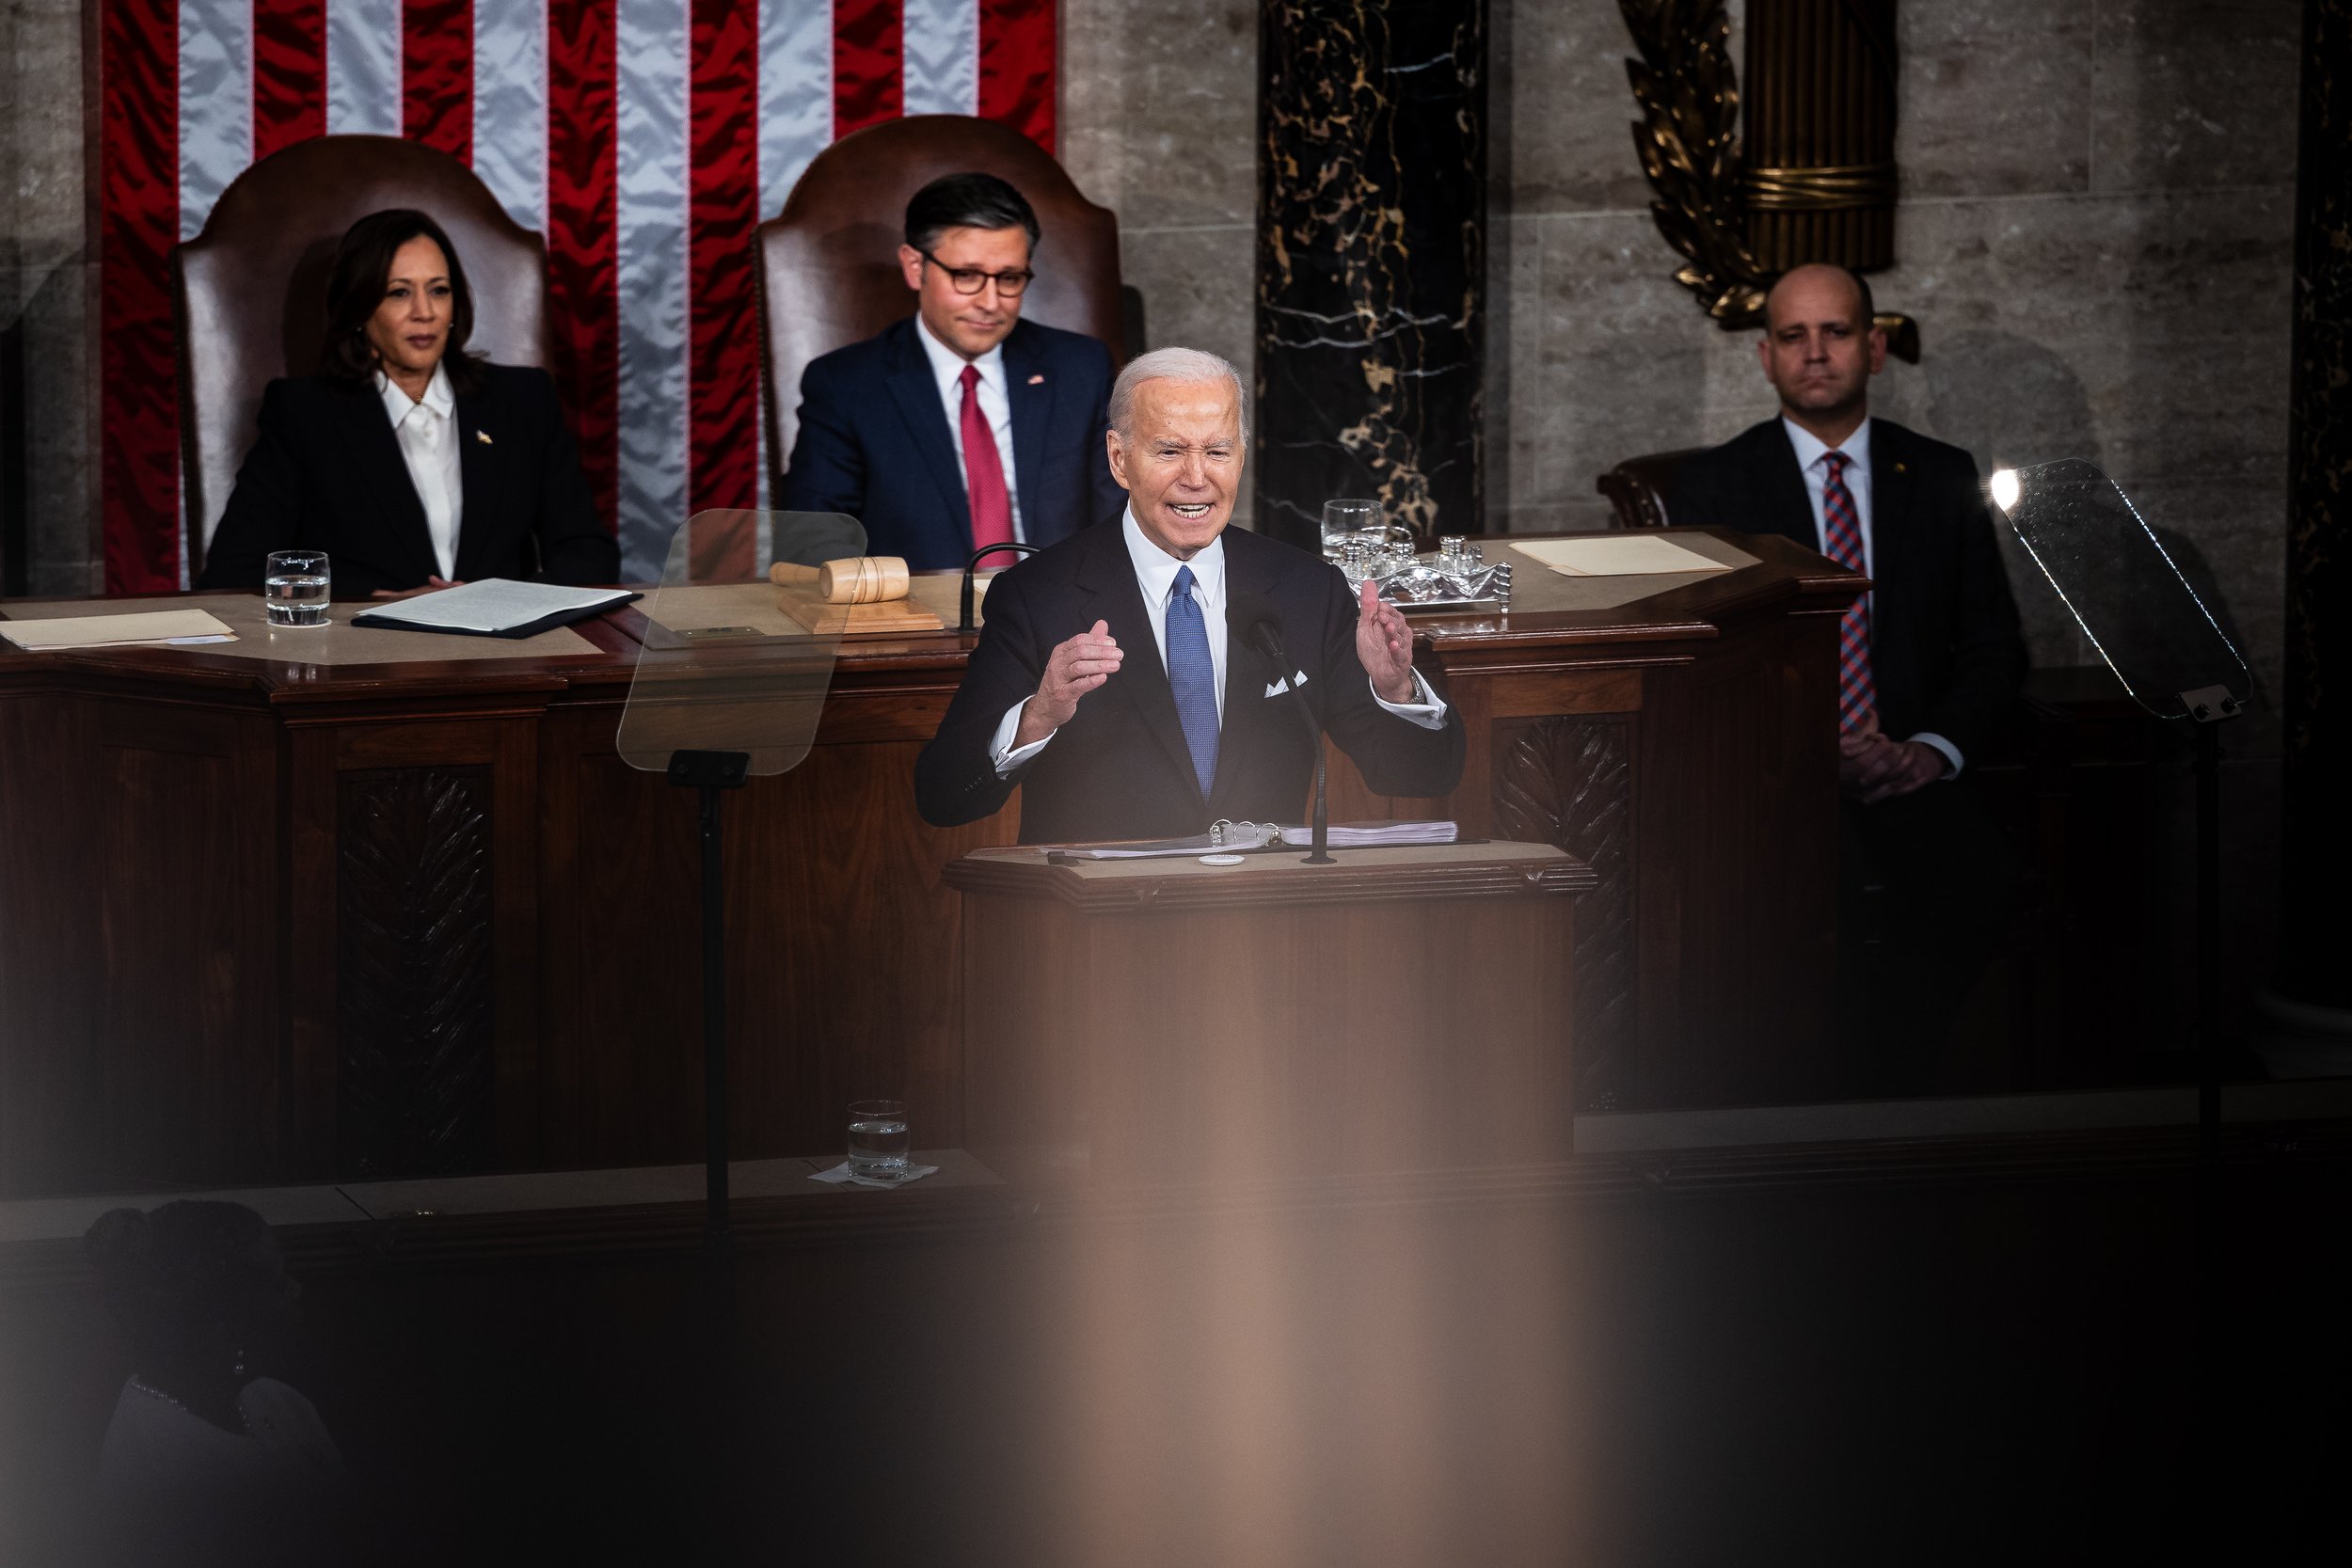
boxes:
[915,347,1465,843]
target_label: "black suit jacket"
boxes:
[915,522,1467,844]
[777,316,1124,571]
[199,363,616,597]
[1666,417,2027,762]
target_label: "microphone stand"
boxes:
[1249,625,1335,865]
[960,542,1040,632]
[1301,726,1334,865]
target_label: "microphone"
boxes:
[1227,593,1334,864]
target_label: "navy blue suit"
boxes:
[914,522,1466,844]
[777,316,1124,571]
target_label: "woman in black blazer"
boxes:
[199,208,618,597]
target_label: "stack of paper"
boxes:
[1053,821,1460,861]
[1294,820,1459,847]
[350,578,638,639]
[1510,536,1732,577]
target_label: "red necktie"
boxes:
[959,363,1014,555]
[1820,451,1876,734]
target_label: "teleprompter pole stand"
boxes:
[2178,686,2242,1161]
[1302,729,1335,865]
[668,749,752,1243]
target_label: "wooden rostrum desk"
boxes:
[0,529,1861,1196]
[948,842,1591,1187]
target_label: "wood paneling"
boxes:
[335,766,497,1178]
[952,847,1590,1185]
[88,701,279,1187]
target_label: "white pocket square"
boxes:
[1265,678,1290,697]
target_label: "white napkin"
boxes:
[809,1161,939,1191]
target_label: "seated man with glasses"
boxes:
[778,172,1124,569]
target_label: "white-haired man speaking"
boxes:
[915,347,1465,844]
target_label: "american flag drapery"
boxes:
[98,0,1057,590]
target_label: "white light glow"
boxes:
[1990,468,2020,514]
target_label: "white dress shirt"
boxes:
[1781,415,1963,779]
[379,365,463,579]
[915,316,1024,543]
[990,509,1448,774]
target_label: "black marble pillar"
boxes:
[2279,0,2352,1008]
[1255,0,1486,549]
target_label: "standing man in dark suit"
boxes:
[777,173,1125,571]
[916,348,1465,844]
[1669,263,2029,1091]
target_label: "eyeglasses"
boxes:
[918,250,1035,298]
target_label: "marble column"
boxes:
[1254,0,1486,550]
[2278,0,2352,1009]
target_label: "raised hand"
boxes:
[1015,619,1123,748]
[1353,578,1418,704]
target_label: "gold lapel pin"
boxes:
[1026,373,1045,385]
[476,430,494,446]
[1893,461,1905,473]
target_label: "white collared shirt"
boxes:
[914,315,1024,544]
[989,509,1448,774]
[1781,414,1962,777]
[378,365,463,579]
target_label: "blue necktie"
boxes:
[1166,564,1219,795]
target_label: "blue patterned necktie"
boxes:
[1166,564,1219,794]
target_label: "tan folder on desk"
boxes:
[0,609,237,651]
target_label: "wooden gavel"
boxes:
[768,556,912,604]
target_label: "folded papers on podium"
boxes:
[1050,819,1460,861]
[349,578,638,638]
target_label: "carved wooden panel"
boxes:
[337,767,496,1178]
[1493,719,1634,1110]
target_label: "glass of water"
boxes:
[1322,499,1382,560]
[263,550,331,627]
[847,1100,910,1181]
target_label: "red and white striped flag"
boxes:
[98,0,1057,591]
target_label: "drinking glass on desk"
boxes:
[263,550,330,627]
[848,1100,910,1181]
[1322,499,1382,560]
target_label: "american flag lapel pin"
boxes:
[1026,373,1045,385]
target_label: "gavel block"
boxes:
[769,555,946,634]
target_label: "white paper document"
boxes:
[1054,820,1461,861]
[0,609,238,651]
[1510,535,1733,578]
[350,578,636,635]
[809,1161,940,1190]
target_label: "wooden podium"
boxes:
[944,841,1592,1187]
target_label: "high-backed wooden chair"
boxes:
[756,115,1125,502]
[1595,448,1711,529]
[174,135,548,578]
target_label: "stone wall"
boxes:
[0,1,2305,687]
[1059,0,1261,528]
[1,0,96,596]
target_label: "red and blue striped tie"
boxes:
[1820,451,1876,734]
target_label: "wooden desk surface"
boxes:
[0,527,1859,689]
[947,839,1594,911]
